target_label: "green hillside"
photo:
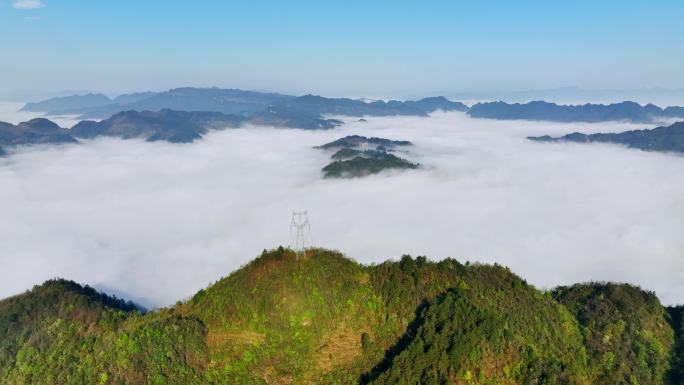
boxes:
[0,248,681,385]
[0,279,208,385]
[366,263,591,385]
[669,306,684,384]
[553,283,674,385]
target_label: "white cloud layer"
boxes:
[0,112,683,307]
[12,0,44,10]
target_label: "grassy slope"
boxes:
[0,248,680,385]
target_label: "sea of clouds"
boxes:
[1,109,683,307]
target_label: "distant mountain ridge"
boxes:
[528,121,684,153]
[21,88,684,124]
[20,88,293,119]
[0,109,347,154]
[446,86,684,105]
[273,94,468,118]
[9,89,684,156]
[70,110,246,143]
[0,118,77,151]
[468,100,684,123]
[20,93,113,114]
[21,88,468,121]
[2,89,473,154]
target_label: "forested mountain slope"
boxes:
[0,248,681,385]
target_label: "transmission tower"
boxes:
[290,211,310,256]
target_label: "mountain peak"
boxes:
[18,117,62,132]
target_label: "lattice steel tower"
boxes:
[290,211,310,255]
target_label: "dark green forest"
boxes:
[322,154,419,178]
[0,248,682,385]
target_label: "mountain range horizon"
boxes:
[4,85,684,106]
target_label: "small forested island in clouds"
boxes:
[0,248,682,385]
[316,135,419,178]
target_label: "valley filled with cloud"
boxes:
[0,111,682,307]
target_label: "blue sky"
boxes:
[1,0,683,97]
